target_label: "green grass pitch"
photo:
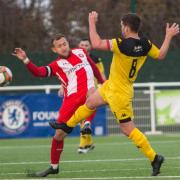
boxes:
[0,135,180,179]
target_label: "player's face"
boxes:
[78,40,91,52]
[121,21,128,38]
[52,37,70,58]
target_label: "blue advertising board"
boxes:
[0,93,106,138]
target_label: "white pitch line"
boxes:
[1,166,180,175]
[3,176,180,180]
[164,134,180,137]
[72,176,180,179]
[0,140,179,150]
[0,156,179,166]
[0,145,50,150]
[0,161,48,165]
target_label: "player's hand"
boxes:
[89,11,98,24]
[166,23,179,38]
[12,48,27,61]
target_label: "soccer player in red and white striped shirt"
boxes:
[13,34,105,177]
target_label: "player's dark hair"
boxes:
[51,33,66,45]
[80,38,90,42]
[121,13,141,33]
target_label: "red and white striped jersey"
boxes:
[47,48,95,97]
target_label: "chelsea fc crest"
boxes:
[0,100,30,135]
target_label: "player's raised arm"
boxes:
[89,11,110,51]
[158,23,179,60]
[12,48,50,77]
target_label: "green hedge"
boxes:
[1,49,180,86]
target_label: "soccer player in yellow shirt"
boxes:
[77,38,106,154]
[50,11,179,176]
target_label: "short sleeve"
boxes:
[148,41,160,59]
[110,38,122,53]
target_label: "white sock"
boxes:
[51,164,58,169]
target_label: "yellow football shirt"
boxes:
[108,37,160,96]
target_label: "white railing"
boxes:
[0,85,60,94]
[135,82,180,134]
[1,82,180,134]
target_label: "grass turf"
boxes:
[0,134,180,179]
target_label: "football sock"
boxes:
[87,134,93,145]
[67,104,95,127]
[129,128,156,161]
[79,134,88,147]
[51,164,59,170]
[79,134,93,147]
[51,138,64,167]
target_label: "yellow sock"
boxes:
[87,134,93,145]
[67,104,95,127]
[79,134,93,147]
[129,128,156,161]
[79,134,88,147]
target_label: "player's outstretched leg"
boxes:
[120,120,164,176]
[129,128,164,176]
[50,105,95,130]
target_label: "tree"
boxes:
[0,0,179,52]
[138,0,180,48]
[0,0,49,52]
